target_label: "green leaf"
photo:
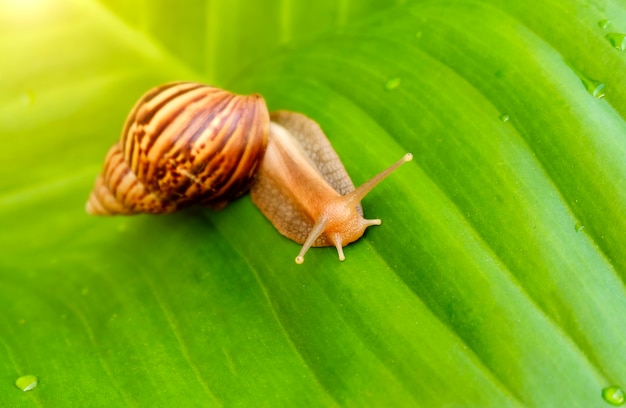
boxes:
[1,0,625,406]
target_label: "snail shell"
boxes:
[86,82,412,263]
[86,82,269,215]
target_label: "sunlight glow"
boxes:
[1,0,53,18]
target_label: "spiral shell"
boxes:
[86,82,269,215]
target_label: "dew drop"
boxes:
[499,113,510,122]
[580,76,606,98]
[415,31,423,39]
[602,385,625,406]
[385,77,402,91]
[15,375,38,392]
[588,81,606,98]
[599,19,612,29]
[606,33,626,50]
[575,222,585,233]
[570,65,606,98]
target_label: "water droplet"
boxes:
[586,80,606,98]
[15,375,38,392]
[385,77,402,91]
[570,65,606,98]
[415,31,423,39]
[575,222,585,233]
[606,33,626,50]
[499,113,510,122]
[602,385,625,406]
[599,19,612,29]
[579,75,606,98]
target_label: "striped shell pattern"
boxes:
[86,82,269,215]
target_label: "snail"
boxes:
[86,81,412,264]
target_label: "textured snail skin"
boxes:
[86,82,269,215]
[251,111,413,264]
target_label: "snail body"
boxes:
[87,82,412,263]
[251,111,412,263]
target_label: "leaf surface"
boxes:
[1,0,625,406]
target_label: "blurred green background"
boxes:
[1,0,626,406]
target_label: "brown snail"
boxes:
[87,81,412,264]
